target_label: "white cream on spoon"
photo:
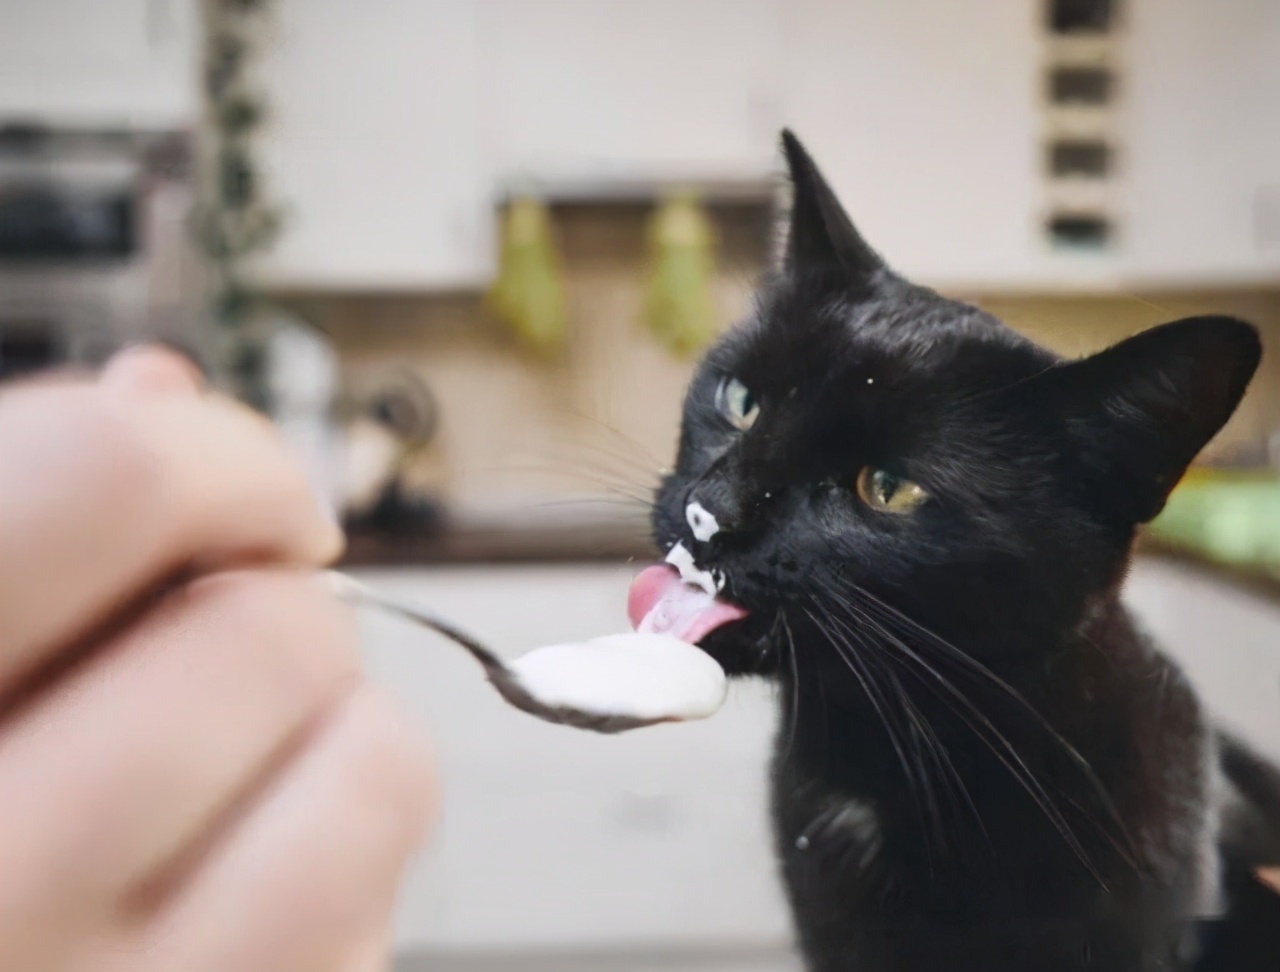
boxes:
[326,571,729,732]
[508,633,727,723]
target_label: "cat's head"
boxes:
[634,131,1260,673]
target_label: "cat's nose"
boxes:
[685,477,746,543]
[686,500,720,542]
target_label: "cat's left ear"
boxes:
[1041,316,1261,524]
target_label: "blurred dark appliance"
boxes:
[0,184,135,260]
[0,122,198,382]
[0,318,59,381]
[0,122,140,260]
[1048,0,1115,34]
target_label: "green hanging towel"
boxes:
[487,196,568,354]
[642,193,718,357]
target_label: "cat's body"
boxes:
[647,132,1279,971]
[773,599,1216,971]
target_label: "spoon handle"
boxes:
[324,571,677,735]
[323,571,507,675]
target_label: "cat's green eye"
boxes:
[856,467,927,514]
[716,376,759,431]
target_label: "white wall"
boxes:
[0,0,197,127]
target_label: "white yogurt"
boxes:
[509,632,728,722]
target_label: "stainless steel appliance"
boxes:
[0,122,201,381]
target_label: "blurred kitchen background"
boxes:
[2,1,1279,969]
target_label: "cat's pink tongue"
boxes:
[627,565,748,644]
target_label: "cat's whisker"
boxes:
[892,672,989,848]
[538,430,668,490]
[894,651,1110,884]
[813,583,1112,887]
[801,602,941,854]
[542,408,667,471]
[848,586,1140,866]
[560,475,656,506]
[480,449,659,508]
[954,366,1057,404]
[528,496,653,517]
[812,585,1071,823]
[553,452,661,494]
[779,610,802,762]
[874,648,984,848]
[822,574,1131,833]
[815,601,957,855]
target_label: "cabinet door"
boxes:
[1124,560,1280,766]
[1123,0,1280,285]
[478,0,785,182]
[780,0,1043,288]
[0,0,196,126]
[259,0,494,290]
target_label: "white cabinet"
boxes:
[260,0,785,290]
[477,0,785,185]
[259,0,494,290]
[0,0,197,127]
[779,0,1044,289]
[1124,560,1280,765]
[1123,0,1280,286]
[778,0,1280,290]
[254,0,1280,292]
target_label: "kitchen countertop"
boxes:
[1138,535,1280,605]
[340,520,658,566]
[394,945,800,972]
[339,506,661,566]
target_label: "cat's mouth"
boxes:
[626,543,749,644]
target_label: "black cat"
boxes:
[642,131,1280,971]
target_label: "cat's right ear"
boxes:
[780,130,884,287]
[1039,316,1261,525]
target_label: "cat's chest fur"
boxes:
[766,602,1221,972]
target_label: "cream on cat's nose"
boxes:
[686,500,720,542]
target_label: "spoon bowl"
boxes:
[325,571,726,733]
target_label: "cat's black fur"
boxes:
[650,131,1280,971]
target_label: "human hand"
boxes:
[0,347,435,972]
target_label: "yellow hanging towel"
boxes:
[642,193,719,357]
[487,196,568,354]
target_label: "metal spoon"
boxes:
[325,571,695,734]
